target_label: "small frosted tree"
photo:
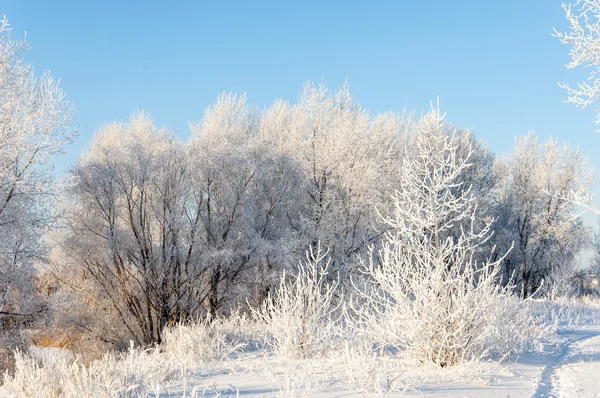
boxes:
[252,245,340,359]
[356,107,521,367]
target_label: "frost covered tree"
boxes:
[187,93,258,317]
[56,99,304,345]
[555,0,600,128]
[0,16,75,343]
[59,113,204,345]
[355,107,520,367]
[492,133,592,297]
[259,82,403,279]
[188,93,302,315]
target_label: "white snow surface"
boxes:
[4,303,600,397]
[152,327,600,397]
[1,328,599,397]
[553,327,600,398]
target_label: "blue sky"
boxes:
[3,1,600,212]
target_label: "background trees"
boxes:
[49,84,595,347]
[258,83,403,280]
[491,133,593,297]
[187,93,301,316]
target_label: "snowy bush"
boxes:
[351,108,543,366]
[484,295,552,358]
[251,245,341,359]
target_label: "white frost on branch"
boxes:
[555,1,600,128]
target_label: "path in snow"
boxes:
[533,329,600,398]
[552,328,600,398]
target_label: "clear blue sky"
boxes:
[3,1,600,214]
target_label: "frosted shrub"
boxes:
[357,241,524,366]
[252,246,341,359]
[484,295,552,358]
[353,108,540,366]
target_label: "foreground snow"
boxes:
[152,327,600,397]
[3,299,600,397]
[2,328,600,397]
[554,328,600,398]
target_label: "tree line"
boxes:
[0,15,595,354]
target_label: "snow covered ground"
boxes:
[1,327,599,397]
[553,328,600,398]
[3,300,600,397]
[153,326,600,397]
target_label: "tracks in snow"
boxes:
[531,328,600,398]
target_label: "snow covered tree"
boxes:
[555,0,600,128]
[59,113,205,345]
[0,16,75,345]
[57,96,304,345]
[188,93,302,315]
[355,107,520,367]
[492,133,593,297]
[259,82,403,280]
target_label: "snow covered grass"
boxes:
[2,314,253,397]
[2,256,564,396]
[2,344,179,397]
[527,296,600,328]
[2,296,594,397]
[161,313,255,367]
[3,251,597,396]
